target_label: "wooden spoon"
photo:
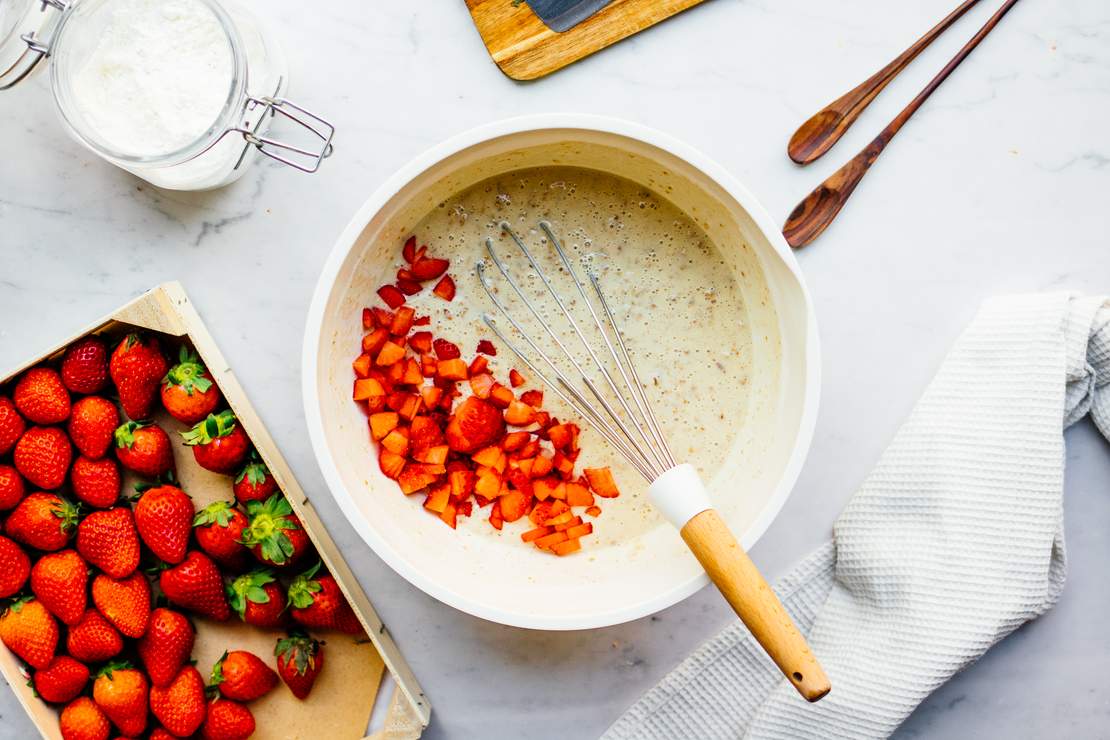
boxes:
[783,0,1022,249]
[788,0,983,165]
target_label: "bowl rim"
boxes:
[302,113,821,630]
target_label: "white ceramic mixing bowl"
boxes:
[303,114,819,630]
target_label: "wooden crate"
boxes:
[0,282,430,739]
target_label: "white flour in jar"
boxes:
[72,0,234,157]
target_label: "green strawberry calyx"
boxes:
[4,594,34,615]
[162,347,213,396]
[286,562,324,609]
[275,630,322,676]
[181,411,237,447]
[194,500,236,528]
[113,421,150,449]
[209,651,229,689]
[51,497,80,534]
[227,569,276,618]
[95,660,134,680]
[240,494,300,565]
[235,460,270,487]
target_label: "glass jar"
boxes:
[0,0,333,190]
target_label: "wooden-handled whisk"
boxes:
[477,221,830,702]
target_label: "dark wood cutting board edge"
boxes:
[466,0,708,81]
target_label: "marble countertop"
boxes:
[1,0,1108,737]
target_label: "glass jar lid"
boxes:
[0,0,66,89]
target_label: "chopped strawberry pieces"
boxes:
[432,275,456,301]
[353,234,620,554]
[377,285,406,309]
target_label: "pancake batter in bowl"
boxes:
[368,166,770,546]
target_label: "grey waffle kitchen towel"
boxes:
[604,293,1110,740]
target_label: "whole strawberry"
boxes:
[0,396,26,456]
[288,562,362,634]
[134,483,193,564]
[68,396,118,459]
[0,464,24,510]
[0,535,30,598]
[92,662,148,737]
[150,728,178,740]
[150,664,207,737]
[227,570,287,629]
[211,649,278,702]
[60,696,111,740]
[77,507,140,579]
[5,492,77,551]
[70,456,121,508]
[159,550,231,621]
[161,347,222,424]
[275,631,324,700]
[232,458,278,505]
[109,334,168,421]
[14,366,71,425]
[201,698,255,740]
[114,421,174,478]
[67,608,124,663]
[33,655,90,704]
[91,572,150,638]
[241,494,311,569]
[31,549,88,625]
[182,411,250,474]
[0,596,58,668]
[138,607,195,688]
[14,426,72,490]
[61,336,110,395]
[193,501,252,572]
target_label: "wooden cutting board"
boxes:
[466,0,707,80]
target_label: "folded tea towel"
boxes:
[604,293,1110,740]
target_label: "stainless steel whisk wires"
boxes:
[476,220,676,483]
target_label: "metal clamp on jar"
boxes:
[0,0,334,190]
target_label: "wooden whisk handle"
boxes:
[681,509,831,702]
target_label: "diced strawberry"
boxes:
[468,355,489,376]
[448,469,475,500]
[446,397,505,453]
[409,331,433,354]
[499,490,528,522]
[507,468,532,496]
[411,257,450,281]
[469,373,495,399]
[433,338,461,360]
[517,439,540,459]
[439,501,457,529]
[504,400,535,426]
[553,515,582,532]
[565,481,593,507]
[423,482,451,513]
[534,411,551,429]
[529,500,566,526]
[432,275,456,301]
[551,538,581,556]
[375,341,406,366]
[381,428,410,456]
[390,307,415,336]
[399,395,421,421]
[419,386,443,409]
[437,359,468,381]
[457,500,473,518]
[409,415,444,452]
[476,340,497,356]
[362,307,376,329]
[371,306,394,327]
[534,530,568,550]
[397,278,422,296]
[564,522,592,540]
[379,450,405,479]
[474,469,501,499]
[398,268,416,281]
[398,465,440,494]
[501,431,529,451]
[584,467,620,498]
[414,445,448,465]
[362,328,389,355]
[509,369,526,388]
[521,526,551,543]
[552,451,574,478]
[421,354,437,378]
[352,353,372,378]
[353,377,386,402]
[585,506,601,517]
[471,446,504,468]
[369,412,399,440]
[377,285,406,309]
[489,501,503,530]
[488,384,514,409]
[414,315,430,326]
[520,389,543,408]
[402,236,418,264]
[516,457,535,477]
[531,454,554,478]
[401,358,423,385]
[533,477,559,502]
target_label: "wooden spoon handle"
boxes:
[681,509,831,702]
[788,0,983,165]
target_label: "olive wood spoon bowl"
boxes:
[788,0,983,165]
[783,0,1022,249]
